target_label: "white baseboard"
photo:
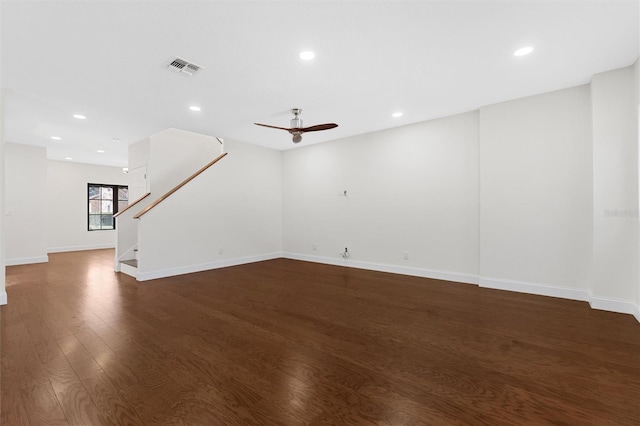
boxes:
[589,295,640,318]
[469,277,640,323]
[6,255,49,266]
[119,262,138,279]
[0,291,7,305]
[48,244,115,253]
[113,248,640,324]
[282,252,479,285]
[478,276,591,302]
[136,252,283,281]
[284,253,640,324]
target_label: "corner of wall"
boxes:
[0,87,6,306]
[635,56,640,322]
[478,276,591,303]
[589,294,640,320]
[591,65,638,307]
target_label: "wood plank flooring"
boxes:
[2,249,639,425]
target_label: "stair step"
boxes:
[120,259,138,279]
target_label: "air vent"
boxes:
[166,56,204,76]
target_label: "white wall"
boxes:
[127,136,149,201]
[637,59,640,317]
[114,136,151,262]
[591,66,639,316]
[282,71,639,319]
[116,129,224,265]
[148,128,220,196]
[128,136,149,172]
[47,160,128,252]
[283,112,479,283]
[136,137,282,280]
[0,1,6,305]
[0,87,6,305]
[479,85,593,297]
[5,143,48,265]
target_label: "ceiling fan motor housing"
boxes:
[254,107,337,144]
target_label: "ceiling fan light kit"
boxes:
[255,108,338,143]
[290,108,303,128]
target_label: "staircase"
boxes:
[119,249,138,278]
[115,132,227,281]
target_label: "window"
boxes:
[88,184,128,230]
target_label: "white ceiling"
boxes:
[2,0,638,168]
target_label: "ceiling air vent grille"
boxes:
[166,56,204,76]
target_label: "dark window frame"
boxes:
[87,183,128,231]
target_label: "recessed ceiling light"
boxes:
[51,136,62,141]
[73,114,87,119]
[189,106,201,112]
[392,112,403,118]
[97,150,105,153]
[64,157,73,160]
[514,46,534,57]
[299,51,315,60]
[111,138,121,143]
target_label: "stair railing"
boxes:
[133,150,228,219]
[113,192,151,218]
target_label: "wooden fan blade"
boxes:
[300,123,339,133]
[254,123,293,131]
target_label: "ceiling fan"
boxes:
[254,108,338,143]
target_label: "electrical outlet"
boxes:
[312,244,317,251]
[403,251,409,260]
[218,247,224,255]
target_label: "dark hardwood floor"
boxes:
[2,249,639,425]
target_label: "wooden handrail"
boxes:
[133,152,228,219]
[113,192,151,218]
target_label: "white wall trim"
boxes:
[589,295,640,318]
[5,255,49,266]
[119,262,138,279]
[478,276,591,302]
[284,253,640,323]
[129,251,640,324]
[48,244,115,253]
[0,291,6,305]
[633,304,640,323]
[136,252,283,281]
[283,252,479,285]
